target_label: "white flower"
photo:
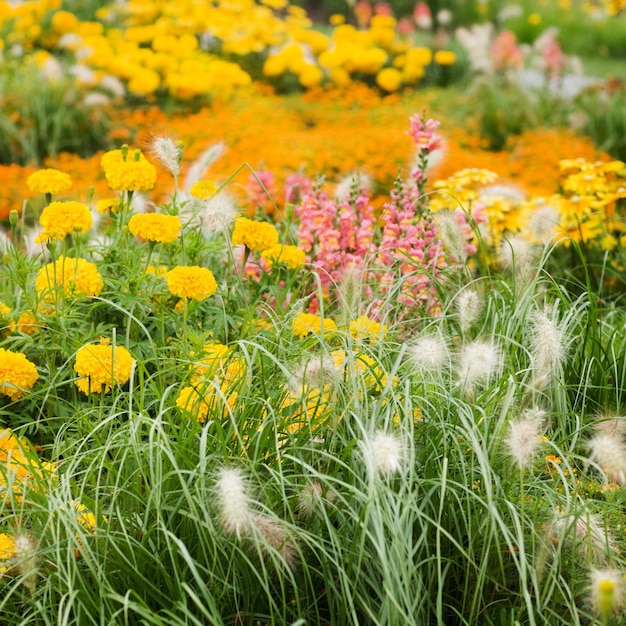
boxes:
[215,468,253,538]
[455,288,482,334]
[504,410,546,469]
[361,430,405,475]
[458,338,502,388]
[150,137,183,178]
[200,192,238,235]
[525,201,559,245]
[588,433,626,484]
[183,142,225,192]
[529,307,566,387]
[334,171,372,203]
[408,333,449,372]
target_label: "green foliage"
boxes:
[0,63,113,166]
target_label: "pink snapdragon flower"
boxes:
[490,30,524,74]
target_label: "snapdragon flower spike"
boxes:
[408,114,442,155]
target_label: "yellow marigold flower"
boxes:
[176,381,237,423]
[349,315,387,342]
[189,180,218,200]
[232,217,279,251]
[146,265,169,278]
[0,533,16,573]
[103,149,157,192]
[165,266,217,301]
[0,348,38,400]
[277,384,335,434]
[0,430,55,503]
[128,213,181,243]
[331,349,391,393]
[329,13,346,24]
[376,67,403,92]
[26,168,72,195]
[434,50,456,65]
[0,302,15,336]
[68,500,107,532]
[128,68,161,96]
[36,201,92,243]
[528,12,542,25]
[100,148,147,171]
[36,256,104,300]
[292,312,337,338]
[96,198,122,214]
[261,244,306,269]
[51,10,79,35]
[73,338,135,395]
[16,311,38,335]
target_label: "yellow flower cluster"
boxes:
[36,200,92,243]
[263,16,456,92]
[36,256,104,300]
[165,266,217,301]
[128,213,181,243]
[548,159,626,247]
[73,338,135,395]
[177,342,247,423]
[260,244,306,269]
[27,168,72,195]
[1,429,54,502]
[276,384,336,434]
[103,153,157,192]
[232,217,279,251]
[0,349,38,400]
[292,312,337,338]
[348,315,387,342]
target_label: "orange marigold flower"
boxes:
[73,338,135,395]
[260,244,306,269]
[165,266,217,301]
[232,217,279,251]
[26,168,72,195]
[0,348,38,400]
[35,256,104,300]
[128,213,181,243]
[292,312,337,338]
[36,200,92,243]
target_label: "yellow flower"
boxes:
[36,201,92,243]
[349,315,387,342]
[16,311,38,335]
[96,198,122,214]
[277,384,335,434]
[68,500,106,532]
[26,168,72,195]
[0,533,15,573]
[35,256,104,300]
[376,67,403,92]
[73,338,135,395]
[103,150,157,192]
[189,180,218,200]
[261,244,306,269]
[128,213,181,243]
[528,12,542,25]
[292,312,337,338]
[434,50,456,65]
[0,302,15,336]
[128,68,161,96]
[176,381,237,423]
[232,217,279,251]
[165,266,217,301]
[0,349,38,400]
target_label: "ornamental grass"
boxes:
[2,79,626,626]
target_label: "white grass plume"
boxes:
[504,408,546,469]
[183,142,226,192]
[215,467,253,538]
[361,430,405,476]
